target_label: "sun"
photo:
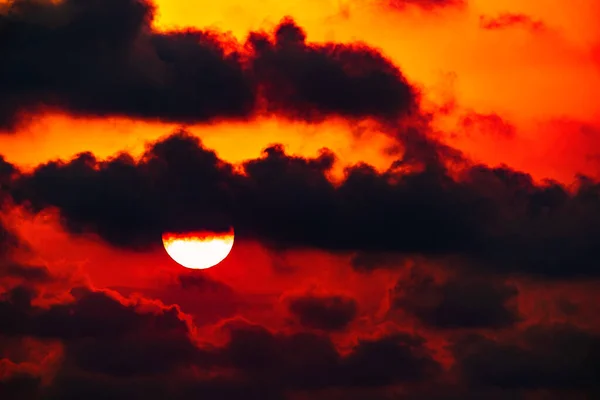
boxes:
[162,229,235,270]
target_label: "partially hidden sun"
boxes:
[162,229,235,270]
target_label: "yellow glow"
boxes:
[162,231,234,270]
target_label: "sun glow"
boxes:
[162,230,235,270]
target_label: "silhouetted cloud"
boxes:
[0,213,597,398]
[453,324,600,389]
[390,267,520,329]
[0,221,18,255]
[286,293,358,331]
[0,285,442,399]
[0,263,52,283]
[0,0,417,131]
[7,130,600,277]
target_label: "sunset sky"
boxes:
[1,0,599,399]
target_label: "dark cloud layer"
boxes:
[286,293,358,331]
[453,324,600,390]
[0,263,52,283]
[6,130,600,278]
[387,0,466,11]
[0,286,441,399]
[390,267,520,329]
[0,0,417,131]
[0,221,51,285]
[1,183,598,399]
[2,281,598,399]
[0,221,18,255]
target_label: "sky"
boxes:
[0,0,599,399]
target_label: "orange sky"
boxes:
[1,0,598,183]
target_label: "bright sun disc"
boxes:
[162,229,234,270]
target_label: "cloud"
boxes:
[286,293,358,331]
[218,321,441,389]
[0,263,52,283]
[123,273,242,326]
[7,130,600,277]
[0,221,19,256]
[0,155,16,185]
[0,209,597,398]
[42,374,285,400]
[0,0,418,131]
[387,0,466,11]
[390,267,520,329]
[452,324,600,389]
[0,283,442,399]
[0,286,193,344]
[459,111,516,138]
[177,273,236,295]
[479,13,546,32]
[0,286,212,396]
[1,243,431,397]
[0,221,52,288]
[0,368,41,400]
[340,333,441,386]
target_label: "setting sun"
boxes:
[162,230,235,270]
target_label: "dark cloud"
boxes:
[452,324,600,390]
[11,132,237,248]
[479,14,546,32]
[220,323,342,389]
[0,221,19,255]
[556,298,579,316]
[350,252,408,271]
[0,263,52,283]
[0,221,51,287]
[286,293,358,331]
[249,17,417,122]
[0,156,16,187]
[177,273,236,295]
[8,130,600,277]
[459,111,516,138]
[390,267,520,329]
[0,0,417,131]
[0,287,201,376]
[142,273,240,326]
[41,373,285,400]
[340,333,441,386]
[220,322,440,389]
[0,216,595,398]
[0,284,442,399]
[0,369,42,400]
[111,282,240,327]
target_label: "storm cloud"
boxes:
[5,130,600,278]
[0,0,417,131]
